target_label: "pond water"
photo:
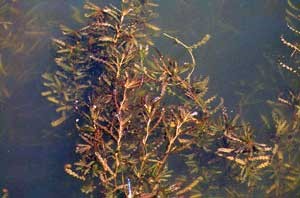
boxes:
[0,0,293,197]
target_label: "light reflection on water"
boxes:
[0,0,289,197]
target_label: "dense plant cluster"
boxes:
[42,1,277,197]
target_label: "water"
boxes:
[0,0,292,197]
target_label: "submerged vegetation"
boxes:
[260,1,300,196]
[44,0,227,195]
[0,0,295,197]
[42,0,284,197]
[0,0,52,102]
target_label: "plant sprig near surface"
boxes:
[57,1,223,195]
[43,0,273,197]
[42,0,158,127]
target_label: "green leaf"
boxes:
[51,115,67,127]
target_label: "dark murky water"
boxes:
[0,0,290,197]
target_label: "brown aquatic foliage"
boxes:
[61,1,221,195]
[279,0,300,76]
[42,0,158,127]
[217,1,300,196]
[216,108,272,186]
[256,1,300,196]
[43,0,273,197]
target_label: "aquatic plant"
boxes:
[0,0,53,103]
[280,0,300,79]
[256,1,300,196]
[0,0,56,54]
[261,107,300,196]
[0,0,80,105]
[285,0,300,30]
[43,0,274,196]
[42,0,158,126]
[58,1,222,195]
[215,111,272,186]
[44,0,200,195]
[182,107,273,196]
